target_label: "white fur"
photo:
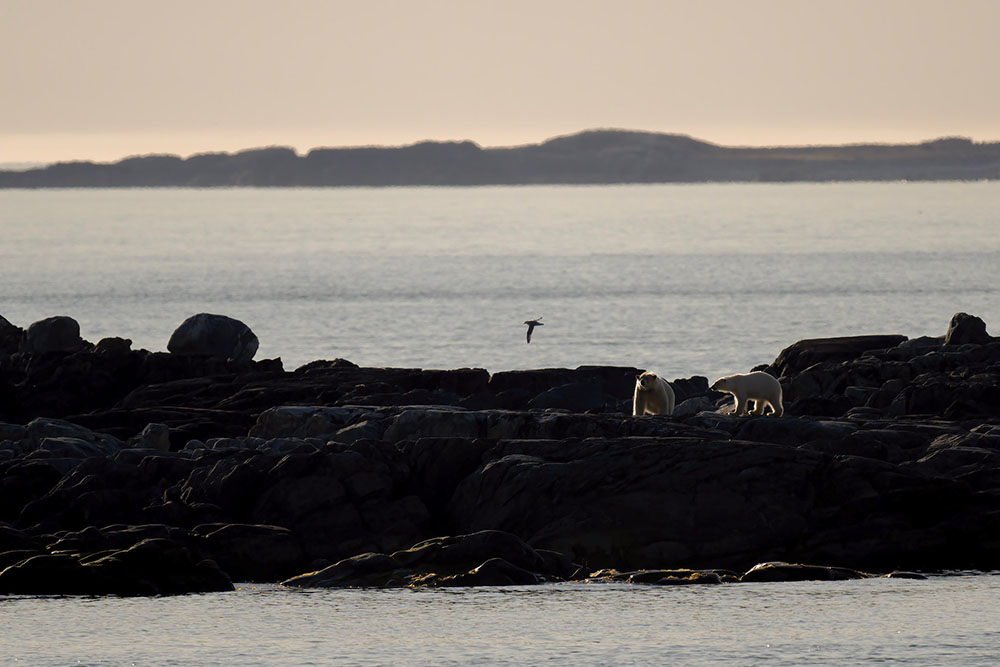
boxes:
[711,371,784,417]
[633,371,675,416]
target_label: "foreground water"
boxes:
[2,183,998,381]
[4,576,999,665]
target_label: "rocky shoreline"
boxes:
[1,312,998,595]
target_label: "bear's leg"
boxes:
[633,396,642,417]
[750,399,765,416]
[735,394,748,416]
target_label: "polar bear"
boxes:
[633,371,675,416]
[711,371,784,417]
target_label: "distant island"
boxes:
[2,129,999,187]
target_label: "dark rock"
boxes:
[487,366,640,410]
[0,315,22,355]
[734,417,857,447]
[669,376,712,403]
[85,537,234,595]
[770,335,908,378]
[282,529,575,588]
[672,396,718,418]
[0,553,97,595]
[448,436,1000,572]
[0,460,65,523]
[944,312,991,346]
[384,408,483,441]
[249,406,372,439]
[0,548,42,570]
[443,557,540,586]
[740,561,869,582]
[93,337,133,355]
[304,551,406,587]
[0,529,233,596]
[4,315,1000,594]
[400,437,493,521]
[0,523,39,552]
[198,523,304,581]
[654,571,724,585]
[527,380,605,412]
[127,423,172,451]
[20,316,88,355]
[392,530,546,572]
[167,313,259,362]
[0,422,27,441]
[624,568,727,585]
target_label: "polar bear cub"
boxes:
[633,371,676,416]
[711,371,784,417]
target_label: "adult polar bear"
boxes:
[633,371,675,416]
[711,371,784,417]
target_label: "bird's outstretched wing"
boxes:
[524,317,543,344]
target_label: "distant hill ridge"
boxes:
[2,129,999,187]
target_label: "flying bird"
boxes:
[524,317,543,343]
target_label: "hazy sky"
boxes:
[2,0,998,163]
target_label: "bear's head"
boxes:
[710,376,731,392]
[636,371,659,391]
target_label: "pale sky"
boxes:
[2,0,998,163]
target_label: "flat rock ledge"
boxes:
[1,312,998,595]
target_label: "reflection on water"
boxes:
[4,575,1000,665]
[1,183,999,379]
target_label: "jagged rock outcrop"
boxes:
[945,312,992,346]
[1,312,999,595]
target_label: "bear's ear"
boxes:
[636,374,642,380]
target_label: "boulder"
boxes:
[167,313,258,362]
[944,312,991,346]
[19,316,87,355]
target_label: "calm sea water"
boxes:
[2,183,998,381]
[2,183,1000,663]
[3,576,1000,665]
